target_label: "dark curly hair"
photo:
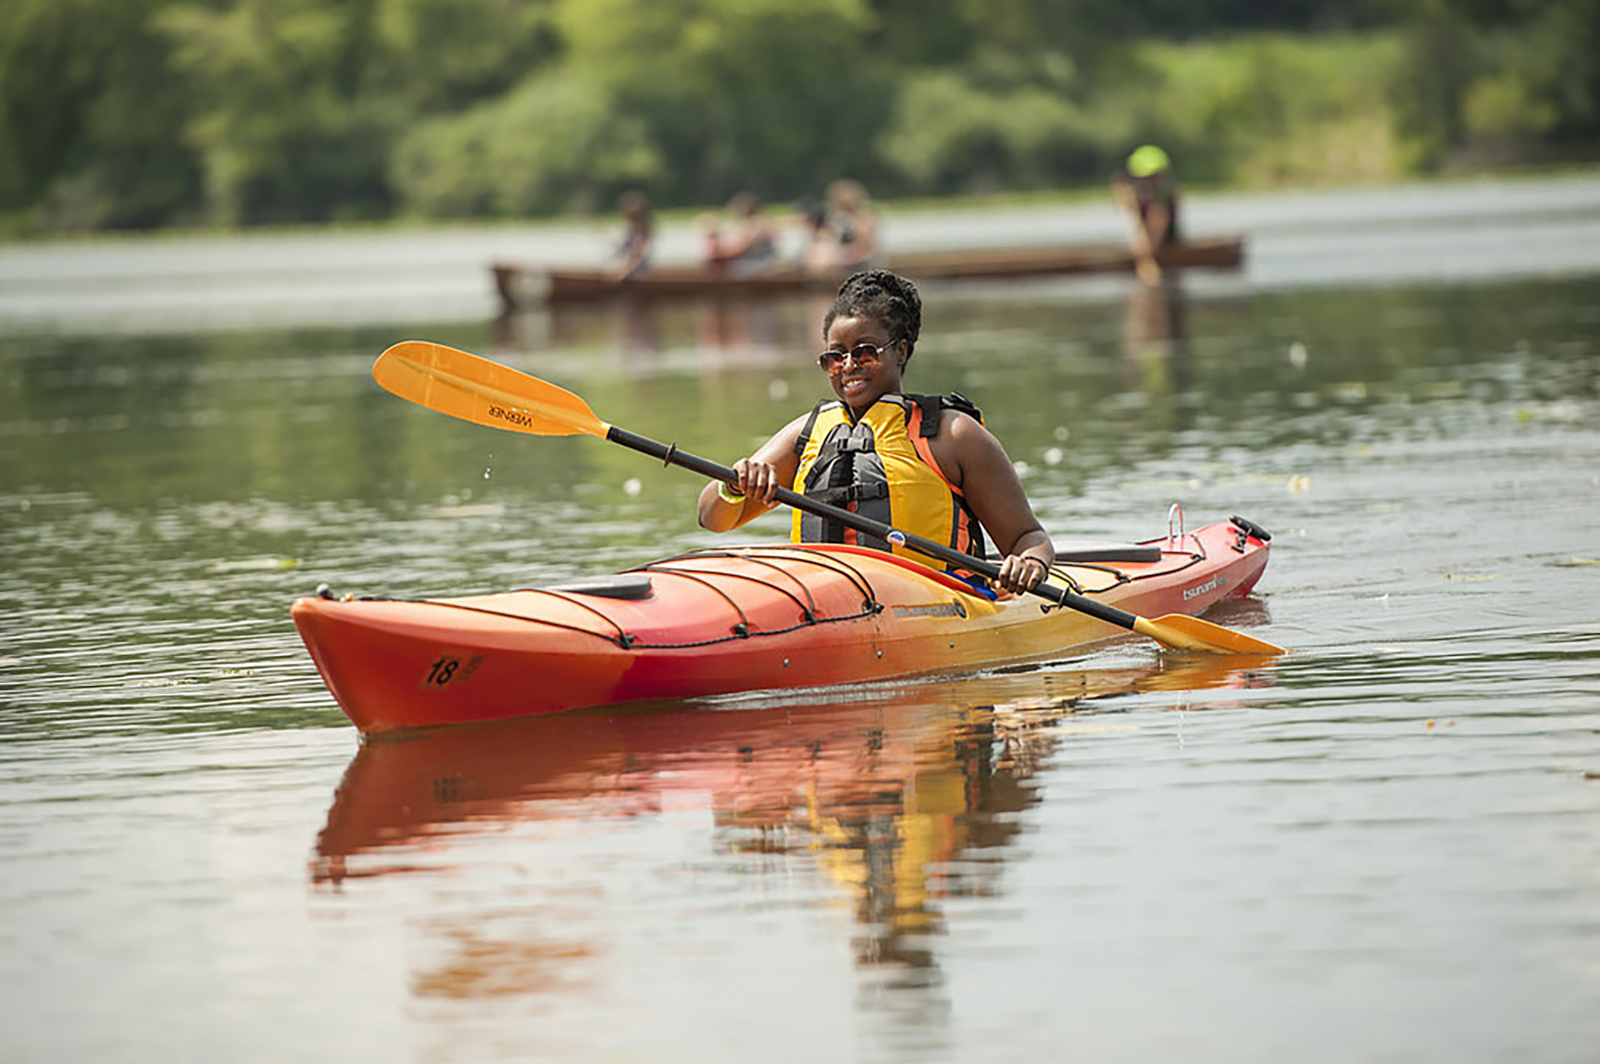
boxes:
[822,270,922,360]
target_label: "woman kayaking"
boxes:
[696,269,1055,596]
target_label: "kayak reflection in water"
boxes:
[695,269,1054,597]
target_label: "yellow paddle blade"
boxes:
[1132,613,1285,655]
[373,340,609,439]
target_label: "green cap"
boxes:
[1126,145,1170,178]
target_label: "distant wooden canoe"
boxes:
[492,235,1244,311]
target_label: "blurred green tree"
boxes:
[0,0,1593,231]
[161,0,560,225]
[160,0,396,224]
[1396,0,1599,167]
[392,70,662,217]
[553,0,891,203]
[0,0,198,231]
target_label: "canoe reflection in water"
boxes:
[312,652,1273,985]
[1121,276,1192,399]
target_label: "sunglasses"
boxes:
[817,340,897,372]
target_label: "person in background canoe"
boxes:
[791,195,839,276]
[1111,145,1181,286]
[697,269,1054,596]
[701,192,779,275]
[612,190,654,280]
[821,178,880,270]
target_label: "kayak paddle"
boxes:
[373,340,1284,656]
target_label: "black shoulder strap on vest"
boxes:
[793,399,834,456]
[907,391,983,437]
[945,391,983,425]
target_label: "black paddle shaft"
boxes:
[605,425,1145,632]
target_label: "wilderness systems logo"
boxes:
[489,404,536,428]
[1183,575,1228,601]
[891,600,968,619]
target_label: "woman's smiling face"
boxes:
[821,314,905,413]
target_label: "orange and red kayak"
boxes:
[292,516,1270,735]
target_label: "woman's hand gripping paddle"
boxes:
[373,340,1285,655]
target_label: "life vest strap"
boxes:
[811,481,890,506]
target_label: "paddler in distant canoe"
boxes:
[611,190,654,280]
[821,178,881,271]
[700,191,781,276]
[696,269,1055,597]
[1112,144,1182,286]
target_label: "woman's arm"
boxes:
[696,414,807,532]
[935,412,1055,593]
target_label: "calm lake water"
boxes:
[3,175,1599,1063]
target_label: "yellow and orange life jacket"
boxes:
[791,393,986,572]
